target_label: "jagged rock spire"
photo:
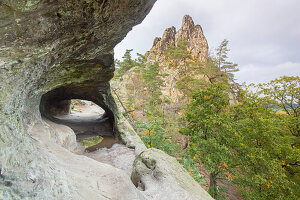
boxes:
[145,15,209,104]
[148,15,208,62]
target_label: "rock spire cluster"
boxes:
[145,15,209,103]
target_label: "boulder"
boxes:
[131,148,213,200]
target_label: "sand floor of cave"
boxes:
[55,103,136,176]
[54,103,113,138]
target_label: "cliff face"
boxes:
[0,2,212,200]
[145,15,209,103]
[0,1,154,199]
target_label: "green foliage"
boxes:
[115,49,145,79]
[142,62,167,108]
[230,91,298,200]
[114,42,298,199]
[180,79,299,199]
[180,82,233,198]
[183,156,206,184]
[257,76,299,142]
[136,120,179,156]
[164,40,205,98]
[164,39,239,100]
[216,39,239,77]
[164,40,192,73]
[80,136,103,147]
[257,76,299,115]
[200,39,239,85]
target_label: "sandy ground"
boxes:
[54,103,114,138]
[54,102,136,176]
[56,103,105,123]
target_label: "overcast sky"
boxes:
[115,0,300,84]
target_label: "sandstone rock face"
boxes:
[0,1,155,199]
[131,148,214,200]
[145,15,209,104]
[0,1,212,199]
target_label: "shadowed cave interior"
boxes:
[39,86,119,151]
[38,86,137,177]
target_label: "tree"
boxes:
[216,39,239,81]
[136,119,179,156]
[201,39,239,84]
[255,76,300,195]
[257,76,299,140]
[115,49,142,78]
[229,89,299,200]
[142,62,167,111]
[180,79,299,199]
[180,82,234,198]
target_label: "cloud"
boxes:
[236,62,300,84]
[114,0,300,84]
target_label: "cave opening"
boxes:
[39,86,119,151]
[38,86,137,176]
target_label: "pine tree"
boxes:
[115,49,138,78]
[142,62,166,110]
[216,39,239,81]
[201,39,239,84]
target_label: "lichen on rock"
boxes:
[0,1,155,199]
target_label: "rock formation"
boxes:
[0,1,212,200]
[145,15,209,103]
[131,148,213,200]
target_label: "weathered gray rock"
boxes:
[0,1,212,199]
[131,148,213,200]
[29,120,146,200]
[0,1,155,199]
[42,119,77,151]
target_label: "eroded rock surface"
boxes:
[0,1,212,199]
[145,15,209,103]
[0,1,154,199]
[131,148,213,200]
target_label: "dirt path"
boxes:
[53,102,136,176]
[54,103,113,138]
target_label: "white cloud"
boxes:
[236,62,300,84]
[114,0,300,84]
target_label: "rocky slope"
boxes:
[145,15,209,103]
[0,1,212,200]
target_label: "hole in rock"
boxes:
[51,99,117,150]
[40,87,136,176]
[40,89,118,150]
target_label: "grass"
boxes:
[80,136,103,147]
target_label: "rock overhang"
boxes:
[0,1,214,199]
[0,1,157,199]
